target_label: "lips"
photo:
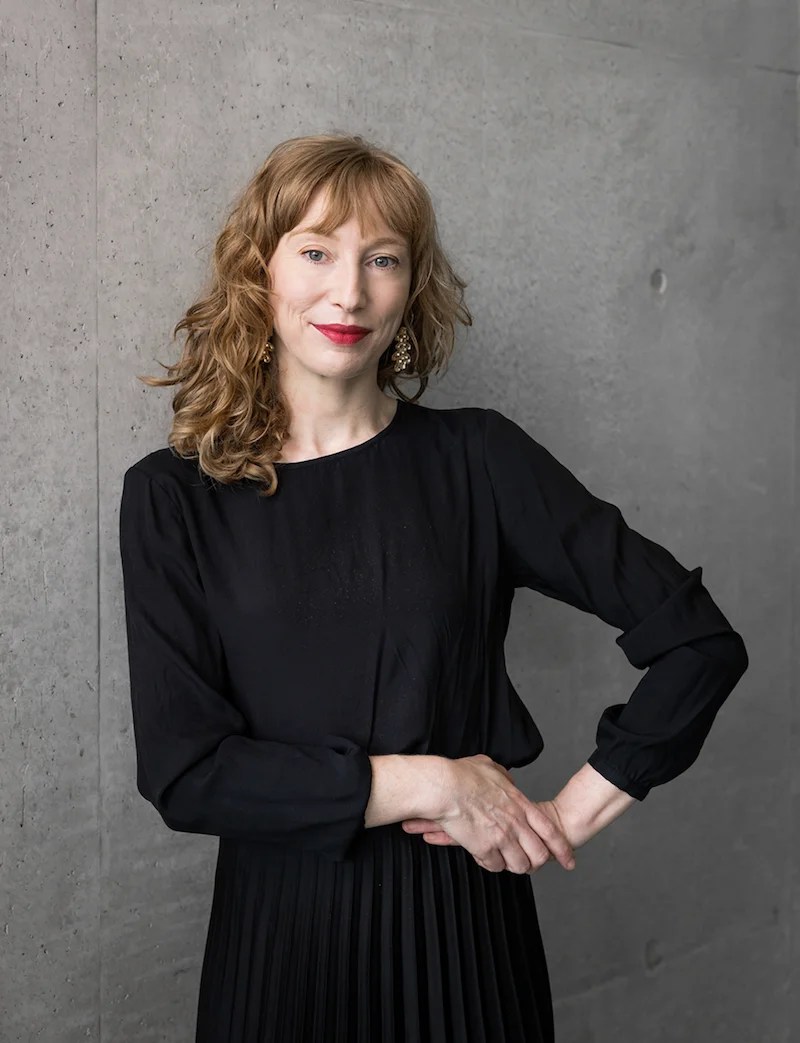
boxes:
[312,324,372,345]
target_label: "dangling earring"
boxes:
[263,330,410,370]
[390,326,411,373]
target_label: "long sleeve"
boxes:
[481,408,749,800]
[118,464,373,861]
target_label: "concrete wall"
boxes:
[1,1,796,1039]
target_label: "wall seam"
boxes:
[94,0,102,1039]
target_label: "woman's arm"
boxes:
[119,464,374,863]
[364,754,453,829]
[550,762,637,849]
[481,407,749,803]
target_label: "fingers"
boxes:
[474,850,508,873]
[525,804,575,870]
[402,783,576,877]
[471,798,576,876]
[402,820,459,846]
[487,774,574,874]
[402,818,442,833]
[408,821,573,872]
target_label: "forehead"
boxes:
[285,186,407,247]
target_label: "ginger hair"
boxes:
[137,131,473,496]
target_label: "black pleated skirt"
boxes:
[195,822,554,1042]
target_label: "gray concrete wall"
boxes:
[1,1,796,1040]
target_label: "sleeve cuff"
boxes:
[327,743,374,862]
[586,750,651,800]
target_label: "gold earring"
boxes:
[263,330,410,370]
[390,326,411,373]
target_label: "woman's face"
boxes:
[266,187,412,386]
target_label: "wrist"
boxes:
[364,753,455,829]
[407,753,456,820]
[553,762,637,848]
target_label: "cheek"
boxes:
[271,263,315,299]
[288,273,321,305]
[276,282,318,314]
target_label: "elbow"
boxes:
[136,773,208,836]
[732,632,749,679]
[690,630,749,681]
[153,800,197,835]
[721,631,749,682]
[153,784,214,836]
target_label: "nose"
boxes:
[328,257,368,313]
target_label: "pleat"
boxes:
[418,838,447,1038]
[499,873,552,1042]
[286,854,319,1035]
[257,853,291,1040]
[430,838,469,1040]
[450,844,491,1032]
[253,857,285,1034]
[398,831,423,1041]
[235,854,269,1039]
[329,855,354,1039]
[376,825,397,1043]
[195,850,235,1040]
[195,828,554,1043]
[307,857,334,1039]
[353,832,376,1043]
[482,865,526,1034]
[461,847,510,1039]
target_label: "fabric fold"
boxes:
[195,825,553,1042]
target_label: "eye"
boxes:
[300,250,400,270]
[372,255,400,270]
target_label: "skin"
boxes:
[402,760,637,873]
[265,185,411,460]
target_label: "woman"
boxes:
[118,132,749,1042]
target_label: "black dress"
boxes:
[118,398,748,1042]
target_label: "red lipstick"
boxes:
[312,324,371,345]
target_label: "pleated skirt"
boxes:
[195,822,554,1043]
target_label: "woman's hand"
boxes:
[401,754,576,875]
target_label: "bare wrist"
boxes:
[364,753,455,828]
[396,753,455,820]
[421,754,457,820]
[553,763,637,848]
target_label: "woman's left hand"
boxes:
[401,797,570,853]
[401,763,516,847]
[401,764,577,868]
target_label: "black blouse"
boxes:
[118,399,748,862]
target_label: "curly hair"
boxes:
[137,131,473,496]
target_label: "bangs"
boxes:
[281,160,418,253]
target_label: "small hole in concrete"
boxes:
[650,269,667,294]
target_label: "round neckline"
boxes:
[273,397,407,469]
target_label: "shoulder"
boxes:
[121,447,212,504]
[398,401,545,475]
[406,400,532,449]
[403,399,493,441]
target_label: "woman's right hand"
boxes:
[410,753,576,875]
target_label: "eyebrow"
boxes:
[288,228,407,250]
